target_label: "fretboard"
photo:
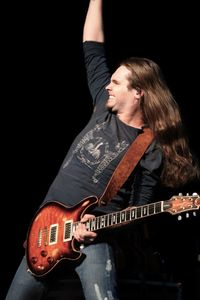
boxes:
[74,200,170,232]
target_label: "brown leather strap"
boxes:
[99,128,154,206]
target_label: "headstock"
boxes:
[164,193,200,218]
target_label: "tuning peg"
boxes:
[192,192,198,196]
[193,212,196,217]
[178,193,183,196]
[186,213,189,218]
[178,215,182,221]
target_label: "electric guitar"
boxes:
[26,193,200,277]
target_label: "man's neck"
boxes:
[117,113,144,129]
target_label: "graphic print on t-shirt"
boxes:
[63,122,129,183]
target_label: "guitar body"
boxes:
[26,196,98,277]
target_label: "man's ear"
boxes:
[140,90,144,97]
[136,89,144,98]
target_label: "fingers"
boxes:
[74,228,97,242]
[80,213,95,222]
[74,220,97,244]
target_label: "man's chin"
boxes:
[106,104,116,114]
[106,103,113,111]
[106,99,115,109]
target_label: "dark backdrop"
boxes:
[2,1,199,300]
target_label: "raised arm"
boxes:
[83,0,104,42]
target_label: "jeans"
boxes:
[5,242,119,300]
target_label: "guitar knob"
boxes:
[31,257,38,264]
[47,256,54,265]
[41,250,48,257]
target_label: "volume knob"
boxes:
[47,256,54,265]
[41,250,48,257]
[31,257,38,264]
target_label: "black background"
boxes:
[2,1,200,299]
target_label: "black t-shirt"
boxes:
[43,41,163,214]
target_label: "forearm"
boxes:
[83,0,104,42]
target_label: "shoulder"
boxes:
[83,41,105,55]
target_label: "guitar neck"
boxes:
[74,200,168,233]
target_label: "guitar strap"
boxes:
[99,127,154,206]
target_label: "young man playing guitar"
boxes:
[6,1,199,299]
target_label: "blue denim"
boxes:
[75,242,119,300]
[5,242,119,300]
[5,256,47,300]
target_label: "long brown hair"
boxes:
[122,57,199,188]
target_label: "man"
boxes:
[6,0,199,299]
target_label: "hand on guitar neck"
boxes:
[73,214,97,244]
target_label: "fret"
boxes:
[136,207,142,218]
[130,208,136,220]
[109,214,112,226]
[142,206,148,217]
[85,221,90,231]
[89,218,95,231]
[155,201,162,213]
[92,218,96,230]
[112,213,117,225]
[100,215,106,228]
[120,211,126,223]
[105,214,109,227]
[116,212,121,224]
[125,209,131,221]
[149,203,155,215]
